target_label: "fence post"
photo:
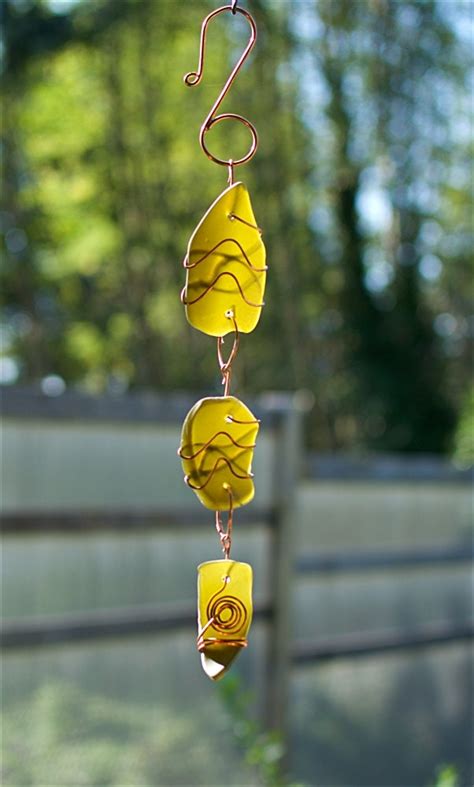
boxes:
[263,392,305,740]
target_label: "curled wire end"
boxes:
[225,414,261,425]
[231,0,238,14]
[184,71,200,86]
[228,212,263,236]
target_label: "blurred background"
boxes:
[1,0,473,785]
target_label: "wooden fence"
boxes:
[1,386,473,738]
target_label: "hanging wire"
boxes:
[217,310,240,395]
[184,3,258,170]
[183,2,262,565]
[215,484,234,558]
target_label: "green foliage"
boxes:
[452,387,474,468]
[1,0,471,453]
[431,765,460,787]
[2,681,258,786]
[218,674,304,787]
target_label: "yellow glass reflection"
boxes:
[197,559,253,680]
[179,396,259,510]
[182,182,267,337]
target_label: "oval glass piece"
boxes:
[179,396,259,510]
[182,182,266,336]
[197,559,253,681]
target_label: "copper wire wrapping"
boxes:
[183,237,267,272]
[181,3,262,680]
[179,395,259,513]
[184,456,254,491]
[178,431,256,461]
[181,3,263,583]
[180,271,265,308]
[197,575,248,651]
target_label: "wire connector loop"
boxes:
[184,4,258,170]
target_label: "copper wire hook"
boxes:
[215,485,234,558]
[218,310,240,396]
[184,3,258,169]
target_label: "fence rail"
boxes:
[0,508,277,534]
[0,385,287,426]
[2,604,471,660]
[2,510,472,657]
[296,544,474,574]
[0,600,274,649]
[293,620,474,664]
[306,452,472,483]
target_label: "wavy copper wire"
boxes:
[180,271,265,308]
[178,430,256,461]
[185,456,253,491]
[183,238,267,272]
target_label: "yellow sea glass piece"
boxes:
[182,182,267,337]
[179,396,259,510]
[197,559,253,680]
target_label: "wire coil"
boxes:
[207,590,247,634]
[197,576,248,651]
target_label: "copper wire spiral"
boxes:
[197,577,248,652]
